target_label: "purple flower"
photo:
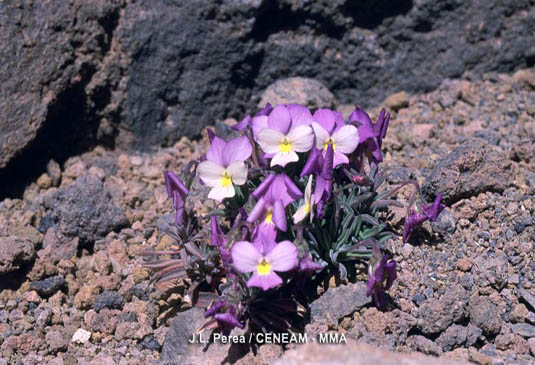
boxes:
[197,135,252,202]
[298,254,323,276]
[210,216,231,265]
[204,300,244,333]
[300,145,334,218]
[311,108,359,168]
[348,107,390,170]
[402,193,446,242]
[366,254,397,309]
[247,174,302,233]
[231,235,298,291]
[164,170,189,225]
[255,104,315,167]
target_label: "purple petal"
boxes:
[313,109,336,134]
[422,193,445,221]
[251,115,269,141]
[272,199,287,232]
[267,105,292,134]
[366,275,376,297]
[320,143,334,182]
[299,257,323,274]
[164,170,189,198]
[300,148,321,177]
[247,271,283,291]
[231,241,262,273]
[254,231,277,255]
[384,260,397,290]
[223,136,252,167]
[232,115,251,132]
[214,311,244,329]
[348,106,375,143]
[283,175,303,204]
[211,216,225,247]
[252,173,276,200]
[313,176,326,204]
[204,300,226,318]
[287,104,314,127]
[255,103,273,117]
[252,222,277,246]
[332,151,349,168]
[374,256,388,284]
[266,240,298,272]
[247,197,267,224]
[207,128,216,143]
[206,136,226,166]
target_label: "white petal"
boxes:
[197,160,225,187]
[227,161,247,185]
[292,204,309,224]
[265,241,298,272]
[258,128,285,154]
[304,175,313,203]
[231,241,262,273]
[287,125,314,152]
[208,185,235,202]
[332,125,359,154]
[270,151,298,168]
[311,122,330,149]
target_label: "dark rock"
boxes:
[512,323,535,338]
[94,290,125,311]
[406,335,442,355]
[117,312,137,323]
[417,285,469,335]
[422,139,513,204]
[140,335,161,351]
[38,215,54,234]
[472,255,508,290]
[430,208,457,236]
[30,276,65,297]
[519,288,535,312]
[43,174,129,244]
[0,0,123,193]
[310,282,371,324]
[0,236,35,275]
[469,295,502,335]
[412,293,426,306]
[259,77,334,109]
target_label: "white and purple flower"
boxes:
[231,235,298,291]
[311,108,359,168]
[254,104,315,167]
[197,135,252,202]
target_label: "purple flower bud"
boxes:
[163,170,189,225]
[402,193,446,242]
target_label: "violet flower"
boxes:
[311,108,359,168]
[366,254,397,309]
[197,135,252,202]
[204,300,244,334]
[164,170,189,225]
[247,173,302,234]
[255,104,315,167]
[348,107,390,171]
[298,254,323,276]
[402,193,446,242]
[210,216,231,265]
[231,235,298,291]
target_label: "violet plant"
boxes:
[140,102,445,337]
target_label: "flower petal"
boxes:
[272,199,287,232]
[223,136,252,166]
[252,223,277,249]
[208,185,235,202]
[313,109,336,134]
[332,150,349,168]
[197,160,225,187]
[206,136,227,165]
[311,122,330,150]
[300,148,321,177]
[231,241,262,273]
[232,115,251,132]
[270,151,298,167]
[292,204,308,224]
[287,104,314,127]
[247,271,282,291]
[265,240,298,272]
[258,128,285,154]
[332,125,359,154]
[252,173,276,200]
[227,161,247,185]
[287,125,314,152]
[251,115,269,140]
[247,197,266,223]
[267,104,291,134]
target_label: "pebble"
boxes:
[512,323,535,338]
[72,328,92,344]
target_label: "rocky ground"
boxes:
[0,68,534,365]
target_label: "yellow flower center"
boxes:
[280,138,292,153]
[221,172,232,188]
[264,210,273,224]
[304,203,310,214]
[257,258,271,275]
[323,138,336,151]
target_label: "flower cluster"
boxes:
[142,102,445,337]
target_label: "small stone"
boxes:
[94,291,125,312]
[259,77,334,110]
[469,295,502,335]
[74,285,100,309]
[469,349,492,365]
[37,173,52,189]
[519,288,535,311]
[510,304,529,323]
[45,330,68,354]
[456,258,472,272]
[72,328,91,344]
[46,160,62,187]
[310,282,371,324]
[0,236,35,275]
[30,276,65,297]
[132,266,150,283]
[528,338,535,356]
[512,323,535,338]
[384,91,409,111]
